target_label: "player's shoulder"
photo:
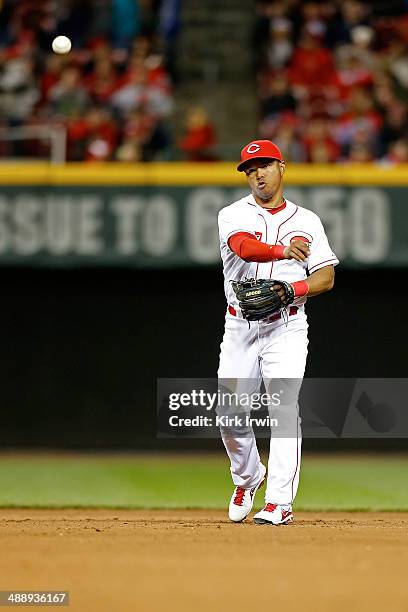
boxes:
[288,200,323,226]
[218,194,255,219]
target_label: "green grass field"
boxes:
[0,452,406,511]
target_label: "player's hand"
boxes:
[272,284,287,302]
[283,240,310,262]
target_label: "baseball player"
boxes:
[218,139,338,525]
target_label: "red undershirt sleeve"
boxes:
[228,232,286,262]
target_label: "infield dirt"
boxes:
[1,509,406,612]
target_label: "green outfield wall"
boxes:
[0,163,406,268]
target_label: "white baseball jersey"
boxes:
[218,194,339,314]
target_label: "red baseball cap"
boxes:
[237,140,283,172]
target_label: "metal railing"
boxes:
[0,124,67,164]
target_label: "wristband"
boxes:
[291,280,309,298]
[269,245,286,260]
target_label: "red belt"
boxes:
[228,304,298,322]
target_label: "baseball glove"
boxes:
[231,278,295,321]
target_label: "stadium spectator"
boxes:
[84,58,121,104]
[119,106,170,160]
[334,87,382,151]
[385,139,408,164]
[112,64,173,118]
[271,120,306,162]
[267,18,293,70]
[178,107,217,162]
[334,51,374,100]
[40,54,66,103]
[378,101,408,156]
[0,0,174,161]
[83,106,118,160]
[261,72,297,117]
[347,141,375,163]
[288,28,335,95]
[157,0,181,81]
[325,0,370,48]
[112,0,140,49]
[385,38,408,90]
[0,52,39,122]
[303,117,340,163]
[255,0,408,164]
[0,0,407,164]
[47,66,89,119]
[115,136,143,161]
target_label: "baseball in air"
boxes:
[52,36,72,55]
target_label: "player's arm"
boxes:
[274,265,335,301]
[228,232,309,262]
[301,265,335,297]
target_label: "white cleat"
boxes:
[228,477,265,523]
[253,503,293,525]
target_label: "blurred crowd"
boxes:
[0,0,181,161]
[254,0,408,163]
[1,0,408,164]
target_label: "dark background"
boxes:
[1,266,406,449]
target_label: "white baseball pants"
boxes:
[217,312,309,505]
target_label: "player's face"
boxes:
[244,159,285,201]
